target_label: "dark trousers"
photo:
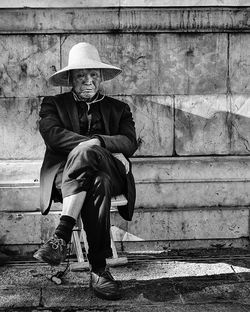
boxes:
[55,144,126,266]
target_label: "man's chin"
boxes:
[79,91,95,100]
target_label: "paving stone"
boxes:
[0,286,40,308]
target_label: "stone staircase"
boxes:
[1,156,250,258]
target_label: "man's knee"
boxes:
[67,144,101,167]
[93,173,111,192]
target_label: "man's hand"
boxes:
[113,153,129,174]
[78,138,101,148]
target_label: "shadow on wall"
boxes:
[124,94,250,157]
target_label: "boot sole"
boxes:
[33,252,61,266]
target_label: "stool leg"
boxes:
[72,230,85,263]
[70,218,89,271]
[110,227,118,259]
[106,225,128,267]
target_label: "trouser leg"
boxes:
[82,172,112,269]
[61,144,126,198]
[59,144,126,269]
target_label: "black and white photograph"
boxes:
[0,1,250,311]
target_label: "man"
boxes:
[33,42,137,300]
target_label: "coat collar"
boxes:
[63,91,111,135]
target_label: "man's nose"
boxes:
[84,74,93,84]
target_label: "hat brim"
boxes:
[48,60,122,87]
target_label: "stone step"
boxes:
[1,156,250,210]
[1,157,250,252]
[2,156,250,182]
[1,207,249,246]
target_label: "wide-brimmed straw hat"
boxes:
[48,42,122,86]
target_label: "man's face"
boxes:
[71,68,101,101]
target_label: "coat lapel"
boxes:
[100,96,111,135]
[64,92,80,133]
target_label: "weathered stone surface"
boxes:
[0,98,45,159]
[0,8,249,33]
[119,7,250,32]
[3,157,250,183]
[0,212,60,245]
[135,181,250,209]
[2,157,250,212]
[0,8,120,34]
[121,237,249,252]
[117,96,174,156]
[0,94,173,158]
[158,33,227,95]
[175,95,231,155]
[229,34,250,93]
[0,160,41,183]
[112,208,249,241]
[2,259,250,311]
[1,206,248,245]
[132,156,250,181]
[0,184,40,212]
[61,33,227,95]
[0,286,40,308]
[230,95,250,154]
[0,35,60,97]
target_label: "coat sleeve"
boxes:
[96,103,138,158]
[39,96,89,155]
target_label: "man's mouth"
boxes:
[81,88,94,92]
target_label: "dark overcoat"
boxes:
[39,92,138,221]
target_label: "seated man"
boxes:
[33,42,137,300]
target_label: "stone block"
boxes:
[1,207,248,245]
[117,95,174,156]
[0,212,60,245]
[0,286,40,308]
[0,8,120,33]
[0,184,40,212]
[0,8,249,33]
[135,180,250,208]
[175,95,231,155]
[0,160,41,183]
[61,33,227,95]
[0,35,60,97]
[230,95,250,154]
[2,157,250,213]
[229,34,250,93]
[0,98,45,159]
[112,208,249,241]
[158,33,228,95]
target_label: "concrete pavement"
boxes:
[1,253,250,311]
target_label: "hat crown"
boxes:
[68,42,101,66]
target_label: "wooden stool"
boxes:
[70,195,128,271]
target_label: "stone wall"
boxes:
[1,6,250,255]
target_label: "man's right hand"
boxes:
[78,138,101,148]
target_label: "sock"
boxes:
[55,215,76,243]
[90,258,107,273]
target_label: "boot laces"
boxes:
[50,237,65,250]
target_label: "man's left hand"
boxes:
[113,153,130,174]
